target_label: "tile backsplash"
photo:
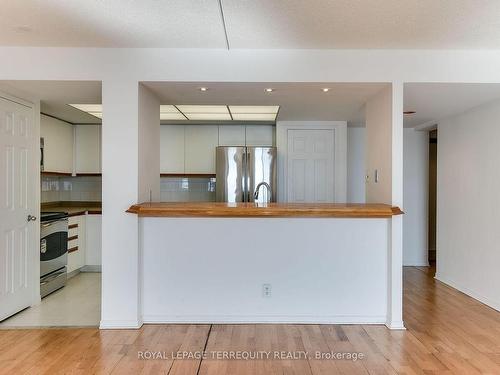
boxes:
[41,176,102,203]
[42,175,216,203]
[160,177,216,202]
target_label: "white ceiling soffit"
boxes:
[2,1,500,48]
[404,83,500,128]
[146,82,388,123]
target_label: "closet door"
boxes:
[287,129,335,203]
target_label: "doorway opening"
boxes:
[428,129,437,266]
[0,80,102,328]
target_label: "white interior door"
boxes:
[287,129,335,202]
[0,96,37,321]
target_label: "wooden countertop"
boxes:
[41,201,102,216]
[127,202,403,218]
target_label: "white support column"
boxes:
[365,82,405,330]
[100,80,159,329]
[387,81,405,330]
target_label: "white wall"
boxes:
[365,87,393,204]
[403,128,428,266]
[437,99,500,311]
[138,83,160,202]
[347,127,366,203]
[348,127,429,266]
[3,49,500,83]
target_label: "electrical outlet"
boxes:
[262,283,272,298]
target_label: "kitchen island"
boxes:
[128,202,403,327]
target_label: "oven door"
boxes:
[40,218,68,277]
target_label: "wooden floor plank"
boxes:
[1,267,500,374]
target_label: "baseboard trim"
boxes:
[142,314,387,325]
[67,269,81,279]
[385,321,406,330]
[80,265,102,273]
[435,274,500,312]
[403,261,429,267]
[100,319,143,329]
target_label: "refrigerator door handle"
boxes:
[246,149,251,202]
[244,149,248,202]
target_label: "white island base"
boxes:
[140,217,390,325]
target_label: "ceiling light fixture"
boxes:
[322,88,330,92]
[229,105,279,114]
[69,104,103,120]
[159,104,279,122]
[403,111,416,115]
[265,88,274,93]
[199,87,208,92]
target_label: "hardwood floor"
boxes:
[1,266,500,374]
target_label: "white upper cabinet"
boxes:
[159,124,277,175]
[245,125,275,146]
[75,125,101,174]
[218,125,245,146]
[185,125,219,174]
[40,114,74,173]
[160,125,185,173]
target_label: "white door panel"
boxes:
[287,129,335,203]
[0,96,37,321]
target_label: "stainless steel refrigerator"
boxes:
[216,146,277,203]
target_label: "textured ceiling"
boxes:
[2,0,500,48]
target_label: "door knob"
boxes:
[27,215,37,222]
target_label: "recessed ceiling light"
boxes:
[322,88,330,92]
[199,87,208,92]
[265,88,274,93]
[403,111,416,115]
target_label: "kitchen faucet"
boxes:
[253,181,272,202]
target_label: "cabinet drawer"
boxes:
[69,226,78,237]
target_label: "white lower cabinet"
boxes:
[67,213,102,275]
[85,214,102,268]
[67,215,86,274]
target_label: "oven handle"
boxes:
[40,218,68,237]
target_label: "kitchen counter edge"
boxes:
[126,202,403,218]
